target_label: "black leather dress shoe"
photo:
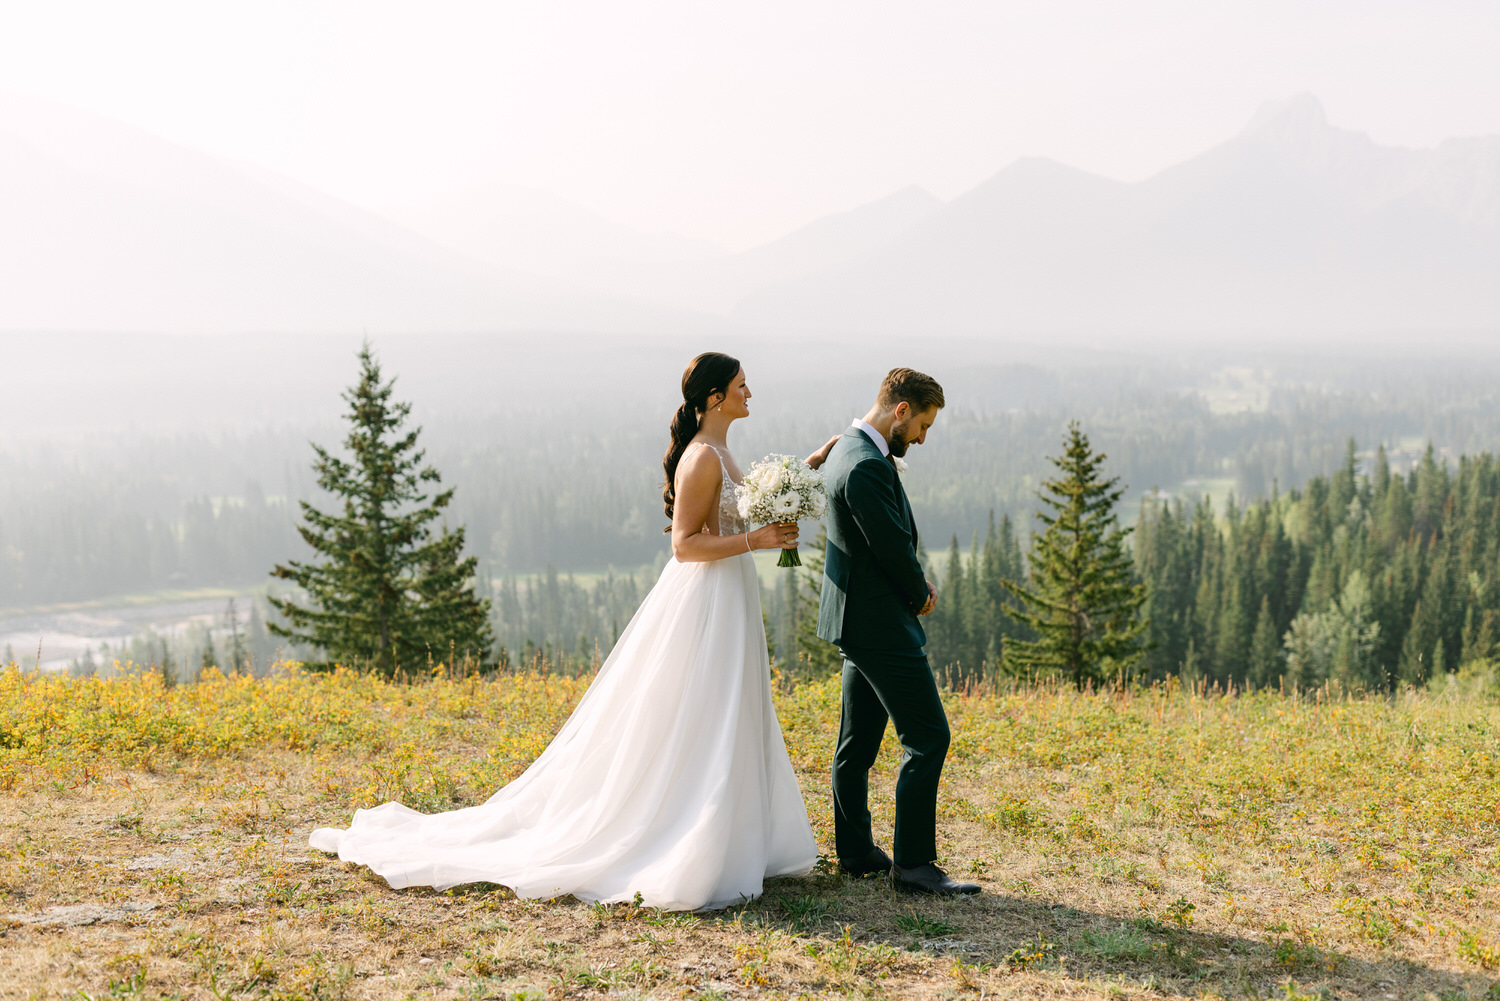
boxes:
[891,862,981,896]
[837,846,893,878]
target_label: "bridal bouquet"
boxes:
[738,454,827,567]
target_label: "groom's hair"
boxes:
[878,368,945,413]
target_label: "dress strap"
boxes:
[691,441,729,470]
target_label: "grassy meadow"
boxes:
[3,662,1500,1000]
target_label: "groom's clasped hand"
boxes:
[919,581,939,617]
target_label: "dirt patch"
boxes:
[3,901,157,928]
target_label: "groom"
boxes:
[816,368,979,897]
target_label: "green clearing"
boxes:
[0,586,262,621]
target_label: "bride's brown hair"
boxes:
[662,351,742,529]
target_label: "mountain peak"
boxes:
[1231,93,1385,175]
[1243,93,1330,138]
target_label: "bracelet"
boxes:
[745,532,752,553]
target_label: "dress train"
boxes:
[309,551,817,911]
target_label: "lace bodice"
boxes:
[693,442,746,536]
[718,467,746,537]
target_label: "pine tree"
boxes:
[1398,599,1433,686]
[158,636,175,690]
[246,601,274,674]
[929,535,971,681]
[1248,594,1282,688]
[1214,577,1250,684]
[1330,438,1359,516]
[1191,500,1224,673]
[1375,474,1414,552]
[1413,443,1447,541]
[225,598,248,675]
[983,512,1029,663]
[962,529,986,676]
[73,644,99,678]
[268,343,494,675]
[1003,423,1148,688]
[1470,610,1497,666]
[1135,498,1196,679]
[1373,443,1391,497]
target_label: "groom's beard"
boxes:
[888,423,913,457]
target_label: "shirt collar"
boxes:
[851,418,890,458]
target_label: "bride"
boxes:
[310,352,834,911]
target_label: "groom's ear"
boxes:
[893,401,910,421]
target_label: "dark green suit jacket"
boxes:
[817,425,929,651]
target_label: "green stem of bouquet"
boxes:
[777,546,802,568]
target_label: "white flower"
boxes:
[892,456,909,473]
[738,453,827,527]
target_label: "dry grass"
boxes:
[3,662,1500,1000]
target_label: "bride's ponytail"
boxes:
[662,351,742,529]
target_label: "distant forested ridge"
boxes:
[6,361,1499,612]
[5,358,1500,690]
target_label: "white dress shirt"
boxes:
[851,418,890,458]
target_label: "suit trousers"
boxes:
[831,645,950,866]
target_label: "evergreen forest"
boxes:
[844,441,1499,691]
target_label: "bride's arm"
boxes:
[804,434,840,470]
[671,446,797,563]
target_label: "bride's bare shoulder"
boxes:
[676,441,722,481]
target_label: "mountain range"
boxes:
[734,95,1500,337]
[0,93,700,335]
[2,92,1496,338]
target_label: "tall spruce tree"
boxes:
[268,343,494,675]
[1003,422,1148,688]
[983,511,1030,664]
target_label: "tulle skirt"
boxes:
[309,553,818,911]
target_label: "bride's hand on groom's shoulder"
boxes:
[804,434,841,470]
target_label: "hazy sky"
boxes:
[3,1,1497,250]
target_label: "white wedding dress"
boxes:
[309,443,818,910]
